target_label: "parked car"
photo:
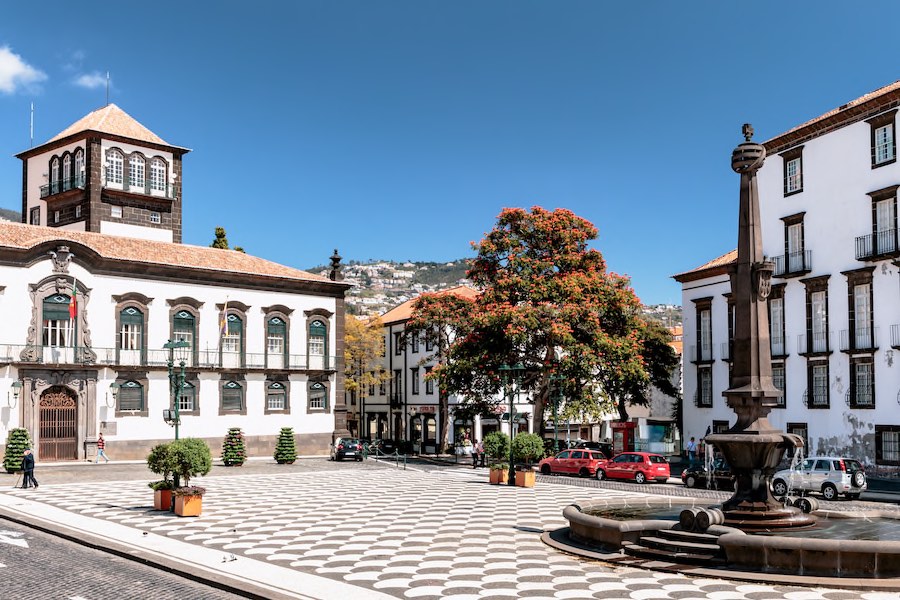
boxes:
[368,439,398,454]
[681,457,733,490]
[330,438,363,461]
[538,449,608,477]
[595,451,671,484]
[572,440,614,459]
[772,456,867,500]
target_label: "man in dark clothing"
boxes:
[21,449,38,489]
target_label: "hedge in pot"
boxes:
[3,428,32,474]
[274,427,297,464]
[221,427,246,466]
[146,443,177,510]
[512,433,543,488]
[483,432,510,484]
[170,438,212,516]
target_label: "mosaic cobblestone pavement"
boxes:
[7,468,898,600]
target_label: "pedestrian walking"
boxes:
[95,433,110,463]
[21,449,38,489]
[686,437,697,466]
[473,440,484,468]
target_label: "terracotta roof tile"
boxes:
[381,285,479,324]
[47,104,177,148]
[0,221,333,284]
[672,249,736,282]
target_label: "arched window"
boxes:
[129,154,145,189]
[172,310,196,367]
[118,380,144,411]
[74,149,84,187]
[50,157,60,194]
[106,149,123,184]
[118,306,143,365]
[222,313,243,368]
[308,382,328,411]
[222,380,243,412]
[179,380,196,412]
[267,316,287,368]
[42,293,74,347]
[62,155,72,191]
[308,320,327,369]
[267,381,286,411]
[150,158,166,192]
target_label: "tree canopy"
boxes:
[406,206,676,434]
[344,315,391,402]
[210,226,245,253]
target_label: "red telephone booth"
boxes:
[611,421,636,454]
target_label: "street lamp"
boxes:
[163,339,189,440]
[498,364,523,486]
[8,380,22,408]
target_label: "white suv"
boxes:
[772,456,867,500]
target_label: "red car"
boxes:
[595,451,670,484]
[538,449,607,477]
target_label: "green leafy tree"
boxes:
[512,432,545,464]
[210,226,245,253]
[483,431,510,464]
[170,438,212,488]
[408,206,647,436]
[274,427,297,464]
[344,315,392,417]
[221,427,246,466]
[3,428,32,473]
[146,442,176,490]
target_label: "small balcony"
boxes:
[773,250,812,278]
[798,331,832,355]
[855,229,900,261]
[839,327,878,353]
[40,174,86,198]
[102,176,177,200]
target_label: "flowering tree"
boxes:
[407,206,662,436]
[344,315,392,423]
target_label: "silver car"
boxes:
[772,456,867,500]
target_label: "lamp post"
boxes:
[163,339,189,440]
[550,374,563,453]
[8,380,22,408]
[498,364,520,486]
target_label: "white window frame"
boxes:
[149,211,161,224]
[110,205,123,219]
[129,154,145,189]
[770,297,785,355]
[876,124,895,165]
[150,158,166,192]
[786,157,802,193]
[811,290,827,353]
[854,362,874,407]
[106,149,123,185]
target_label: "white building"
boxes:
[1,105,350,461]
[676,81,900,470]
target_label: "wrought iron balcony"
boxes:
[798,331,831,355]
[40,174,85,198]
[772,250,812,277]
[839,327,878,353]
[855,229,900,261]
[0,343,334,371]
[845,389,874,408]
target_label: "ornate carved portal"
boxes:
[39,386,78,461]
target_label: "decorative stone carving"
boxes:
[48,246,75,274]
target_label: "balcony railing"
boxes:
[839,327,878,352]
[771,334,789,357]
[40,174,86,198]
[0,344,335,371]
[773,250,812,277]
[856,229,900,261]
[102,176,177,199]
[798,331,831,354]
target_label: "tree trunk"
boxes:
[438,389,450,453]
[617,395,629,423]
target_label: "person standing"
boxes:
[686,437,697,466]
[473,440,484,468]
[21,449,38,489]
[95,433,110,463]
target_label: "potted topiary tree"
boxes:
[146,443,176,510]
[221,427,246,466]
[3,428,32,474]
[512,433,544,487]
[483,431,510,485]
[170,438,212,516]
[274,427,297,464]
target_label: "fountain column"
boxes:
[704,124,815,530]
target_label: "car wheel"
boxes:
[579,468,589,478]
[540,465,551,475]
[772,479,788,497]
[634,472,647,484]
[822,483,838,500]
[853,471,866,488]
[596,469,606,481]
[685,475,697,488]
[846,493,861,500]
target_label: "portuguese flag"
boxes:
[69,281,77,319]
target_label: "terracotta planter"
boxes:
[153,489,174,511]
[489,468,507,485]
[174,494,203,517]
[515,469,536,488]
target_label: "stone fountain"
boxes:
[703,124,815,531]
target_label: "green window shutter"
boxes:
[119,380,143,411]
[121,306,143,325]
[268,317,286,336]
[43,295,71,321]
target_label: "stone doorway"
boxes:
[39,386,78,461]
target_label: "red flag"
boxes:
[69,281,77,319]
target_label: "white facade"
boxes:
[678,81,900,470]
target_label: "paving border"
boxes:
[0,492,394,600]
[541,526,900,592]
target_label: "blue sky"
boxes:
[1,2,898,305]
